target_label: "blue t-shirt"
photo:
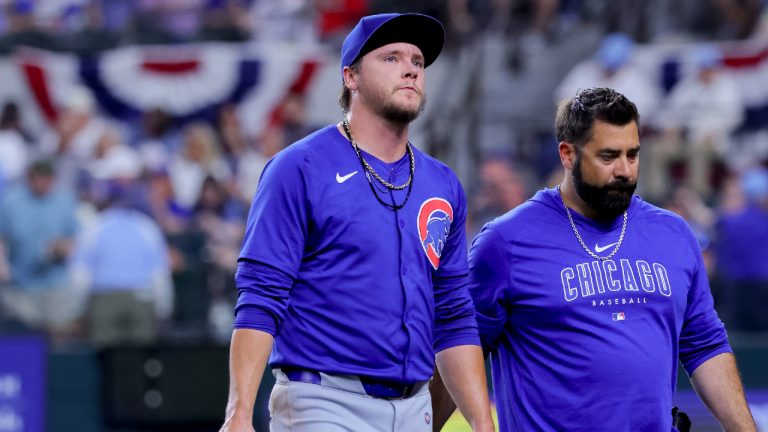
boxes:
[716,205,768,280]
[234,125,479,383]
[469,188,731,431]
[0,185,78,291]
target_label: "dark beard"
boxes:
[378,95,426,124]
[573,154,636,221]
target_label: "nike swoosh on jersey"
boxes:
[594,242,619,253]
[336,171,358,183]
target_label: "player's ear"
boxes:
[342,66,358,91]
[559,141,577,170]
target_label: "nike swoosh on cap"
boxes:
[594,242,619,253]
[336,171,358,183]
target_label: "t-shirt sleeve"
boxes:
[234,150,311,335]
[679,226,732,376]
[468,223,512,352]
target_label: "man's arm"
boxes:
[690,352,756,431]
[220,329,274,432]
[430,366,456,431]
[431,345,494,432]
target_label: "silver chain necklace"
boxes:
[556,185,627,261]
[342,119,414,191]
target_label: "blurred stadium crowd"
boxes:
[0,0,767,353]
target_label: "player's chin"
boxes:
[394,95,422,111]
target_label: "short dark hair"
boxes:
[28,158,56,177]
[338,62,361,114]
[0,101,19,129]
[555,87,639,148]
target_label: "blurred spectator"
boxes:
[661,184,716,272]
[72,179,172,347]
[650,44,743,199]
[657,0,762,41]
[35,0,89,33]
[168,122,231,210]
[443,0,482,47]
[197,0,251,42]
[192,175,244,340]
[99,0,135,32]
[707,0,764,39]
[438,0,563,65]
[469,156,528,235]
[86,126,142,181]
[715,167,768,331]
[38,85,109,188]
[274,90,317,145]
[0,101,30,189]
[129,0,204,44]
[496,0,561,54]
[249,0,317,42]
[555,33,661,121]
[141,168,190,239]
[235,123,285,202]
[601,0,657,43]
[193,176,244,275]
[216,103,248,169]
[133,108,179,173]
[0,159,82,340]
[0,0,58,53]
[61,0,120,53]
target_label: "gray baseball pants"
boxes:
[269,369,433,432]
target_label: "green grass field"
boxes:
[442,407,499,431]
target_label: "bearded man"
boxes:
[432,87,756,432]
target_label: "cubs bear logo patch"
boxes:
[417,198,453,270]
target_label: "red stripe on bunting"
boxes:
[141,60,200,73]
[723,48,768,68]
[288,61,320,93]
[20,62,58,124]
[269,60,321,126]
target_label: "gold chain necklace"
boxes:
[342,119,414,191]
[556,185,627,261]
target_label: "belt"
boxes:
[281,368,421,400]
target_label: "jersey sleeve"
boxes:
[433,183,480,352]
[468,223,513,352]
[679,225,732,375]
[234,150,311,335]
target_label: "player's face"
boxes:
[572,120,639,220]
[355,42,426,123]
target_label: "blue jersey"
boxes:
[234,125,479,383]
[469,188,731,431]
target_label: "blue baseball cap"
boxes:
[340,13,444,80]
[596,33,633,71]
[692,44,722,70]
[742,168,768,201]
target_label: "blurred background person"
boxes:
[469,155,529,236]
[0,159,81,343]
[651,44,744,200]
[37,86,110,190]
[0,101,30,193]
[555,33,661,121]
[72,178,172,347]
[715,167,768,332]
[168,122,231,212]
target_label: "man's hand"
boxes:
[219,412,255,432]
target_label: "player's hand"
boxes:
[219,415,255,432]
[219,421,256,432]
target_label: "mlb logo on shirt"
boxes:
[612,312,626,321]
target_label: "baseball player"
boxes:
[219,13,494,432]
[434,87,756,431]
